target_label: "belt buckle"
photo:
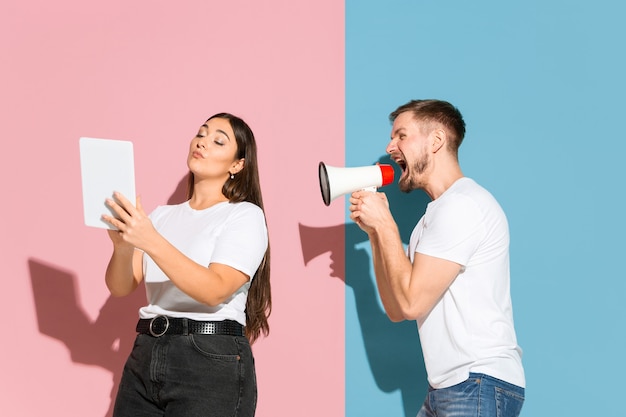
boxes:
[149,316,170,337]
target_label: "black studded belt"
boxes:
[136,316,245,337]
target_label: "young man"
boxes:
[349,99,525,417]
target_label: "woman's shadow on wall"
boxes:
[29,174,189,417]
[299,156,431,417]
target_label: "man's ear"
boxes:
[431,129,447,153]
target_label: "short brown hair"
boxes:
[390,99,466,155]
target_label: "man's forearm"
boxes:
[369,224,412,321]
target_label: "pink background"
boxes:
[1,1,345,415]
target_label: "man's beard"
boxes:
[399,152,429,193]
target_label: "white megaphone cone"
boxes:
[319,162,395,206]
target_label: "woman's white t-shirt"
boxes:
[138,200,268,326]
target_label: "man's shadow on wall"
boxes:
[29,174,189,417]
[299,155,430,417]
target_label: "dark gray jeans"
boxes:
[113,332,257,417]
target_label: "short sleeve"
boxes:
[416,195,484,267]
[210,203,268,279]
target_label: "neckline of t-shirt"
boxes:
[183,200,230,212]
[430,177,472,205]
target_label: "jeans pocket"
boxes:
[188,334,242,361]
[495,386,524,417]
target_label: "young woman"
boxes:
[103,113,271,416]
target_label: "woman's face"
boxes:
[187,117,243,180]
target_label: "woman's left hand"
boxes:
[102,192,157,251]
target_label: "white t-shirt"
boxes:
[138,200,268,326]
[409,177,525,389]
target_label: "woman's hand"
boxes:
[102,192,157,252]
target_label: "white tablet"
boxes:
[79,137,136,230]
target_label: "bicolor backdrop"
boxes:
[2,1,624,416]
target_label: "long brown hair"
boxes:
[187,112,271,344]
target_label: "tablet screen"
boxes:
[79,137,136,230]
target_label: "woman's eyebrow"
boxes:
[201,124,231,141]
[216,129,231,141]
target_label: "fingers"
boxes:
[349,190,377,211]
[104,192,154,246]
[101,211,125,232]
[105,198,130,226]
[102,192,136,231]
[349,190,391,231]
[112,192,135,215]
[349,192,366,227]
[107,191,143,220]
[348,194,360,216]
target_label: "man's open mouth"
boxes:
[394,158,407,173]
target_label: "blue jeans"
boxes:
[417,373,525,417]
[113,333,257,417]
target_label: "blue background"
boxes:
[345,1,626,416]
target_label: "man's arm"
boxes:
[350,190,462,322]
[368,220,412,321]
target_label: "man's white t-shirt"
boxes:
[138,201,268,326]
[409,177,525,389]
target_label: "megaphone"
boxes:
[319,162,395,206]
